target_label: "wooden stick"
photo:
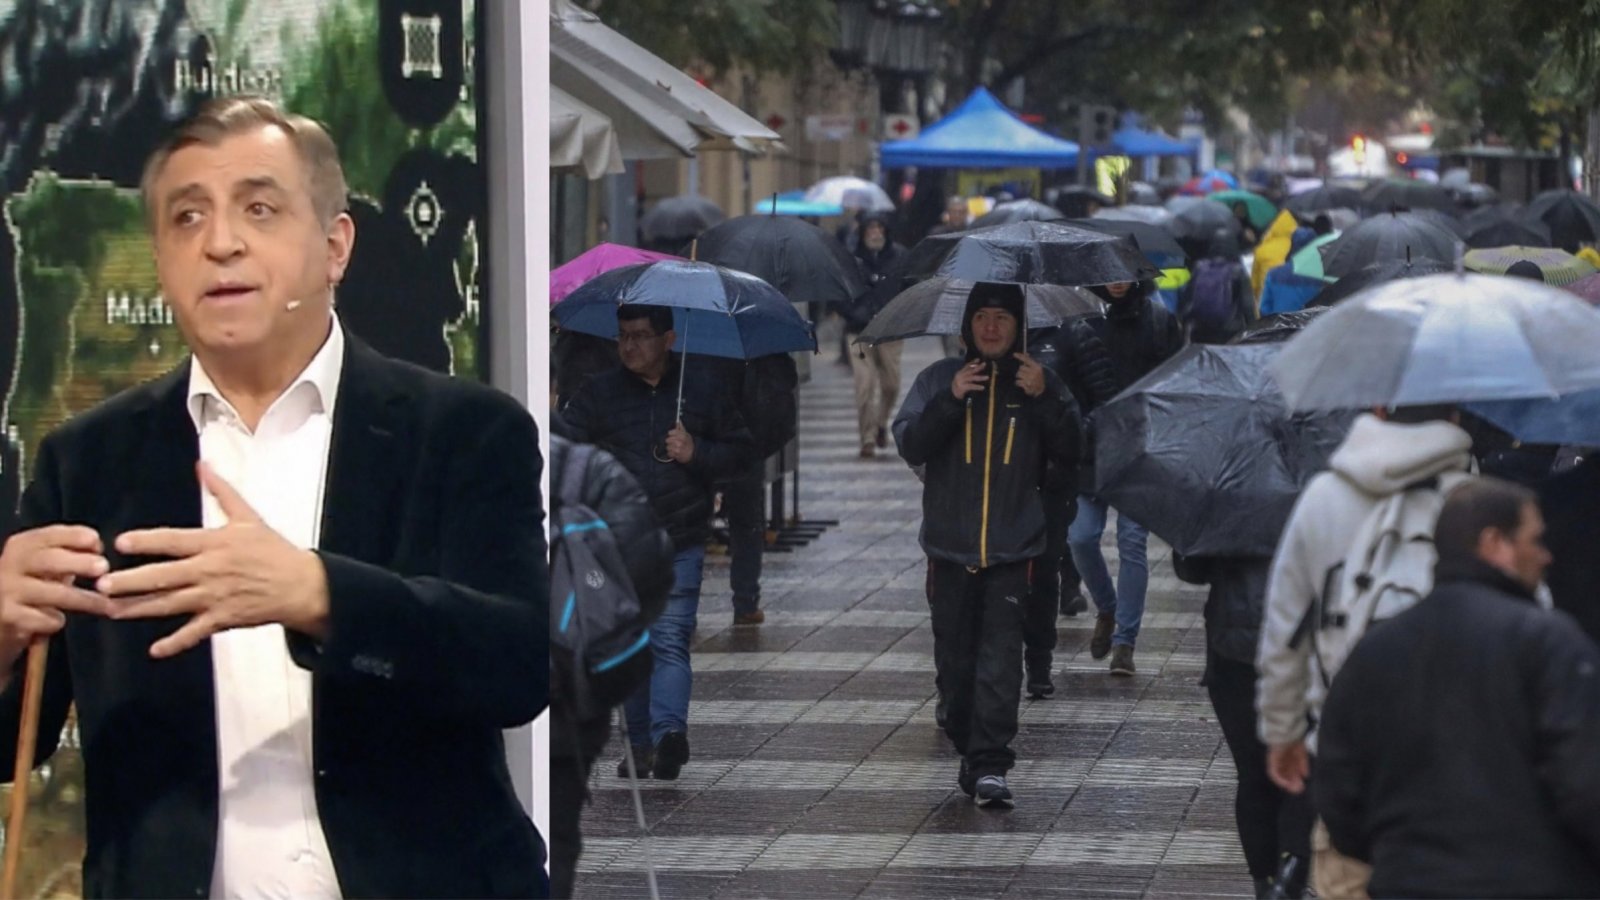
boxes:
[1,640,49,899]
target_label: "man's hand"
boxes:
[951,360,989,400]
[1014,352,1046,398]
[1267,739,1310,795]
[665,421,696,464]
[0,525,111,667]
[98,462,330,658]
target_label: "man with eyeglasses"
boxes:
[557,304,754,781]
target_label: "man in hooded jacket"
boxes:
[892,283,1082,807]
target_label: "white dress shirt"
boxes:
[187,316,344,899]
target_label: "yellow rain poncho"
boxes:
[1251,210,1302,300]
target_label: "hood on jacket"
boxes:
[1329,413,1474,495]
[961,281,1026,364]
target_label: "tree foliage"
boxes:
[582,0,836,77]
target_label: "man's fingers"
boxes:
[22,525,103,554]
[26,546,109,581]
[97,558,204,597]
[7,604,66,636]
[114,527,211,559]
[110,586,207,621]
[149,614,217,659]
[19,580,110,617]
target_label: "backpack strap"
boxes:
[558,442,594,511]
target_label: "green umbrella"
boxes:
[1463,246,1599,287]
[1289,232,1343,282]
[1207,190,1277,230]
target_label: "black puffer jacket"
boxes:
[1316,559,1600,899]
[893,356,1081,569]
[558,359,754,551]
[691,353,799,460]
[1172,554,1270,665]
[548,428,675,613]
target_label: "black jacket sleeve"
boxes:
[1526,612,1600,857]
[1315,657,1373,862]
[686,389,756,481]
[895,364,966,467]
[1063,319,1121,410]
[1031,368,1082,475]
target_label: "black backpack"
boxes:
[550,443,655,719]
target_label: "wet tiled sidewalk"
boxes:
[577,339,1251,899]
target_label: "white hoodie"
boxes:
[1255,413,1473,749]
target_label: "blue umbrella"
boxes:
[1467,392,1600,447]
[554,260,817,415]
[754,191,844,216]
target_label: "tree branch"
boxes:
[988,24,1138,92]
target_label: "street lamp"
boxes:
[831,0,870,68]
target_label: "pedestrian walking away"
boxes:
[893,282,1082,808]
[847,213,907,458]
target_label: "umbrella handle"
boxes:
[1,638,50,898]
[676,310,690,423]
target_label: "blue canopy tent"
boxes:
[1111,126,1197,159]
[880,87,1080,169]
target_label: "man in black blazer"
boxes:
[0,96,548,897]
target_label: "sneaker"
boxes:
[1061,592,1088,617]
[973,775,1014,808]
[876,426,889,448]
[652,731,690,780]
[1025,657,1054,699]
[1109,644,1136,676]
[615,743,652,779]
[957,759,975,797]
[1090,613,1115,660]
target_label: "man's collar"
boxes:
[1433,554,1539,603]
[186,312,345,430]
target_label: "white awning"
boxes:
[551,87,625,179]
[550,0,782,160]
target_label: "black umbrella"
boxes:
[1094,343,1356,557]
[1464,203,1526,232]
[1360,178,1458,216]
[1318,212,1459,279]
[1127,182,1162,206]
[1168,197,1240,242]
[1408,207,1469,238]
[1308,257,1454,308]
[640,195,725,243]
[970,199,1065,229]
[1067,218,1185,269]
[857,278,1102,345]
[1523,190,1600,252]
[1449,182,1499,209]
[1055,185,1116,206]
[1233,307,1333,344]
[900,221,1159,286]
[1465,218,1553,249]
[1284,185,1363,215]
[694,215,868,307]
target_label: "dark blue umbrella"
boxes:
[554,260,817,413]
[1467,391,1600,447]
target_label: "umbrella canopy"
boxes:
[1564,271,1600,305]
[1284,185,1363,215]
[804,176,894,212]
[1360,178,1458,215]
[1288,232,1344,280]
[1095,343,1355,556]
[1466,390,1600,447]
[1069,218,1186,269]
[1463,246,1598,287]
[1234,307,1334,343]
[550,243,679,304]
[970,199,1065,229]
[1180,169,1239,195]
[694,214,869,307]
[1127,182,1162,205]
[1055,185,1116,206]
[857,278,1102,345]
[1449,182,1500,208]
[1523,190,1600,252]
[1169,199,1241,243]
[1310,258,1453,308]
[1408,207,1469,238]
[1268,273,1600,411]
[640,195,725,243]
[1094,205,1174,226]
[1207,190,1277,230]
[900,220,1160,286]
[1465,218,1552,249]
[554,260,817,360]
[1318,212,1459,279]
[754,190,844,216]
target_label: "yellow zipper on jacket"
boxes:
[1003,415,1016,465]
[964,398,972,463]
[980,363,997,568]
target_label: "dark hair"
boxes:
[1505,260,1545,282]
[617,304,674,335]
[1434,477,1537,568]
[1384,403,1458,425]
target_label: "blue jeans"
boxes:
[623,546,706,747]
[1067,495,1149,648]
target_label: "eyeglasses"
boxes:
[618,330,663,346]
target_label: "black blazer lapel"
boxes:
[319,335,410,563]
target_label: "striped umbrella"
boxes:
[1463,246,1599,287]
